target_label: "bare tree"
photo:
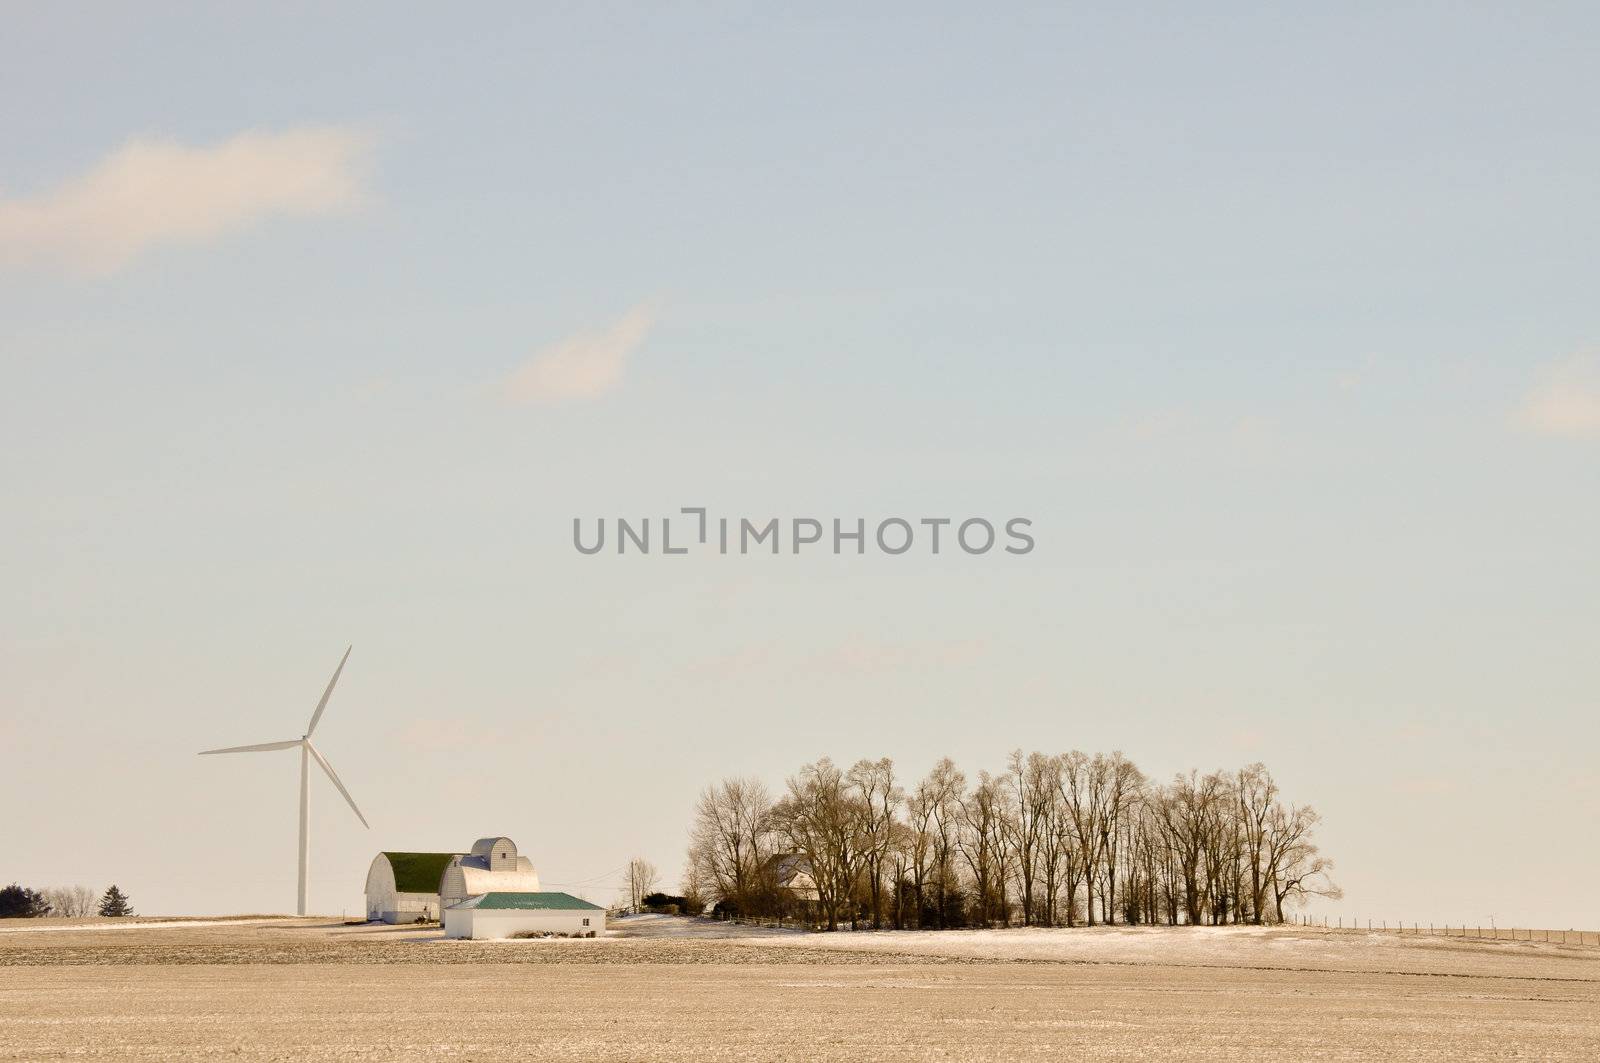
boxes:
[920,758,967,929]
[1235,764,1277,923]
[1005,751,1052,926]
[957,771,1012,926]
[772,758,871,930]
[1058,751,1104,925]
[1121,794,1163,924]
[626,858,659,910]
[1199,775,1240,924]
[1158,770,1225,924]
[681,858,709,916]
[42,885,98,918]
[1031,754,1069,926]
[1098,752,1144,924]
[687,776,775,915]
[904,777,938,927]
[1266,804,1341,920]
[846,757,902,929]
[885,818,917,928]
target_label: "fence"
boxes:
[1291,914,1600,947]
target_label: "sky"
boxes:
[2,3,1597,927]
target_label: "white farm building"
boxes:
[440,836,542,908]
[365,836,542,924]
[444,892,607,939]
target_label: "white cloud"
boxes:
[0,128,373,274]
[503,300,659,404]
[1515,355,1600,440]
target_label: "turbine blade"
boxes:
[305,645,352,736]
[198,740,302,755]
[306,741,369,829]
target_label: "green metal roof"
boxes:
[462,892,604,911]
[381,852,461,894]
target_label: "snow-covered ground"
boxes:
[608,913,805,939]
[422,912,1600,979]
[4,917,1595,1061]
[607,917,1599,981]
[0,917,291,935]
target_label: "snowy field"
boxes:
[1,915,1595,1060]
[0,916,294,934]
[610,912,807,938]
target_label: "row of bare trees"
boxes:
[43,885,100,917]
[0,884,132,918]
[685,753,1339,930]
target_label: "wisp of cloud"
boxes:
[0,127,373,275]
[1515,355,1600,440]
[503,301,659,404]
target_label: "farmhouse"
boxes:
[443,892,606,939]
[365,836,542,924]
[770,853,819,903]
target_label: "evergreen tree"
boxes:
[97,885,133,918]
[0,884,51,918]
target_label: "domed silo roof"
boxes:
[468,837,520,872]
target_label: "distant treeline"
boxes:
[0,884,133,918]
[685,754,1338,931]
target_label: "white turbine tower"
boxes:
[199,646,369,916]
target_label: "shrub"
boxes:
[642,893,692,914]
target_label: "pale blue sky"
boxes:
[3,4,1597,926]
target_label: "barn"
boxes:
[439,837,542,908]
[365,851,461,923]
[365,836,543,924]
[443,892,607,939]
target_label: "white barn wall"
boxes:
[363,855,397,921]
[444,908,606,940]
[364,854,447,923]
[384,892,440,922]
[440,862,542,909]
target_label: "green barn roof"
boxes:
[381,852,461,893]
[459,892,605,911]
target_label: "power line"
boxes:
[542,865,628,888]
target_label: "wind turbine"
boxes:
[199,646,369,916]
